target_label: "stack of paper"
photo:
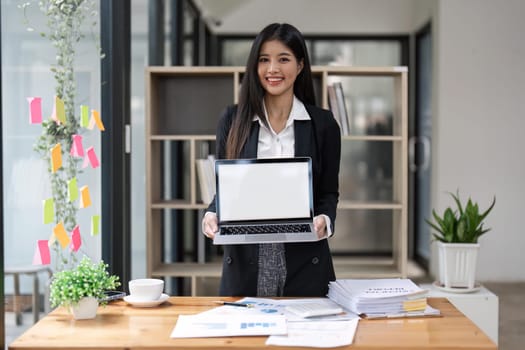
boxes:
[327,278,440,318]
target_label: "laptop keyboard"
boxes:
[221,224,311,235]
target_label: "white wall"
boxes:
[432,0,525,281]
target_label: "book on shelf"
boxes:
[327,84,343,131]
[327,278,441,319]
[195,155,216,205]
[333,82,351,136]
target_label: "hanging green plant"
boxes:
[20,0,101,269]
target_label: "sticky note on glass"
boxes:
[70,134,84,157]
[71,225,82,252]
[32,240,51,265]
[91,215,100,236]
[68,177,78,202]
[80,105,89,128]
[47,231,56,247]
[53,222,71,249]
[50,143,62,173]
[51,96,66,125]
[27,97,42,124]
[89,109,105,131]
[79,185,92,208]
[82,146,100,169]
[43,198,54,224]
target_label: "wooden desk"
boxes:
[9,297,497,350]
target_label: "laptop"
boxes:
[213,157,321,245]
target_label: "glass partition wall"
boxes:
[2,0,101,343]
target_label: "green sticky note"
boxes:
[68,177,78,202]
[55,96,66,125]
[91,215,100,236]
[43,198,54,224]
[80,105,89,128]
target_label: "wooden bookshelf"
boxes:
[145,66,408,296]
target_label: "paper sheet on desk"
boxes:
[266,318,359,348]
[198,297,359,322]
[170,314,287,338]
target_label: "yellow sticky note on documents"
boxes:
[43,198,54,224]
[50,143,62,173]
[79,185,92,208]
[53,222,70,249]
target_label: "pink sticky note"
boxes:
[70,134,84,157]
[32,240,51,265]
[86,147,100,168]
[27,97,43,124]
[71,225,82,252]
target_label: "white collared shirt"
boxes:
[254,96,310,158]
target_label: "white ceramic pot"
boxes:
[70,296,99,320]
[438,242,480,289]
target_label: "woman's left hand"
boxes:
[313,215,328,239]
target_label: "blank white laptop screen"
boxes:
[214,157,319,244]
[217,160,311,222]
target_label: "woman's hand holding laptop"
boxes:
[202,212,218,239]
[202,212,330,240]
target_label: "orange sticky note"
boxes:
[89,110,105,131]
[43,198,54,224]
[71,225,81,252]
[27,97,42,124]
[50,143,62,173]
[53,222,70,249]
[32,240,51,265]
[70,134,84,157]
[79,185,92,208]
[51,96,66,125]
[91,215,100,236]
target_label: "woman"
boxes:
[202,23,341,297]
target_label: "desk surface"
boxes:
[9,297,496,350]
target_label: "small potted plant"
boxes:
[49,256,120,319]
[426,191,495,291]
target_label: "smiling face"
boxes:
[257,39,303,100]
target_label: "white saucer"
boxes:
[432,281,482,294]
[124,293,169,307]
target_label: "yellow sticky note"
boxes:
[50,143,62,173]
[43,198,54,224]
[79,185,92,208]
[52,96,66,125]
[91,215,100,236]
[68,177,78,202]
[53,222,70,249]
[91,110,105,131]
[80,105,89,128]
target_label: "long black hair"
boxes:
[226,23,315,159]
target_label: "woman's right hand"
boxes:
[202,212,218,239]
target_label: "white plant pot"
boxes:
[438,242,480,289]
[70,297,99,320]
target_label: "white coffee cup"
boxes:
[128,279,164,301]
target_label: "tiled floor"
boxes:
[4,282,525,349]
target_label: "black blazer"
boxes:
[207,104,341,297]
